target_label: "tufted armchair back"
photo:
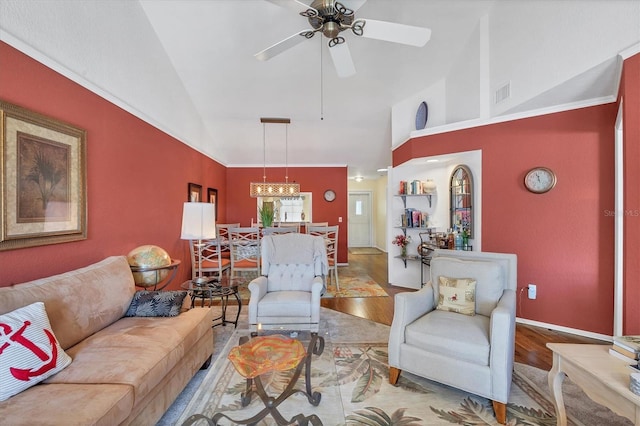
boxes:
[261,233,328,280]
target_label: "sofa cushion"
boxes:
[405,309,490,366]
[0,256,136,350]
[430,257,504,317]
[44,307,212,404]
[257,291,312,318]
[436,276,476,316]
[125,290,187,317]
[0,383,133,426]
[0,302,73,401]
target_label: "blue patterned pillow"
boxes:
[125,291,187,317]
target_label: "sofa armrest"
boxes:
[388,284,435,366]
[248,276,268,324]
[310,277,323,323]
[489,288,516,402]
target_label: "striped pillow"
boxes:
[0,302,72,401]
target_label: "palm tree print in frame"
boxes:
[17,133,71,222]
[1,100,86,251]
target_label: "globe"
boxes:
[127,245,172,287]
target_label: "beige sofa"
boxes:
[0,256,214,426]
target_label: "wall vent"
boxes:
[495,82,511,104]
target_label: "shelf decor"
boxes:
[392,234,411,258]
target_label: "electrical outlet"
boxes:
[338,217,343,223]
[528,284,537,299]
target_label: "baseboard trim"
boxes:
[516,317,612,342]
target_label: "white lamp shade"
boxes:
[180,202,216,240]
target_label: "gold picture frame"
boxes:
[1,100,87,251]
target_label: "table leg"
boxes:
[231,291,241,328]
[211,333,325,425]
[548,352,568,426]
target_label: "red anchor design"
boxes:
[0,320,59,381]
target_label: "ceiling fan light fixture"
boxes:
[323,21,341,38]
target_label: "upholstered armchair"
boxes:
[388,250,517,425]
[248,233,328,326]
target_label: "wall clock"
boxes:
[524,167,557,193]
[324,189,336,202]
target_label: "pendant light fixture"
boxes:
[249,117,300,197]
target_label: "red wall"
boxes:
[0,42,227,289]
[395,104,618,335]
[225,166,349,263]
[621,53,640,334]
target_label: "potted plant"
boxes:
[259,202,274,227]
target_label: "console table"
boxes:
[547,343,640,425]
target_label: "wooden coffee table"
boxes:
[547,343,640,425]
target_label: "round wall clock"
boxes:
[524,167,557,193]
[323,189,336,202]
[415,101,428,130]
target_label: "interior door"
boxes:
[348,192,372,247]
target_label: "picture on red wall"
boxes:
[188,182,202,202]
[207,187,218,220]
[0,100,87,251]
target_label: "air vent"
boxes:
[495,82,511,104]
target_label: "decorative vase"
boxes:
[423,179,437,194]
[401,246,407,257]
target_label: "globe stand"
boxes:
[129,259,181,291]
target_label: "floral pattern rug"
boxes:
[172,310,631,426]
[235,269,389,300]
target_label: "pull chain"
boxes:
[320,37,324,121]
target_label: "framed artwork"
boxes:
[207,187,218,220]
[1,100,87,251]
[188,182,202,202]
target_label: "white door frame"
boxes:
[614,100,624,336]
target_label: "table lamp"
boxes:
[180,202,216,285]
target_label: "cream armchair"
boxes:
[248,233,328,326]
[388,250,517,425]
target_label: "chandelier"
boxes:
[249,117,300,197]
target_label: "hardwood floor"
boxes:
[321,250,608,371]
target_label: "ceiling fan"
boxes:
[255,0,431,78]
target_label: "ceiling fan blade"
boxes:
[359,19,431,47]
[328,41,356,78]
[255,30,314,61]
[263,0,317,16]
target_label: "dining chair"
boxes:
[262,226,298,236]
[304,222,328,233]
[188,239,230,281]
[277,222,301,232]
[306,225,339,291]
[216,223,240,258]
[228,227,261,279]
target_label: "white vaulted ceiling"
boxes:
[1,0,638,180]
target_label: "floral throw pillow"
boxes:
[436,276,477,316]
[0,302,72,401]
[125,291,188,317]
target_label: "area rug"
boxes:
[164,307,632,426]
[348,247,383,255]
[235,269,389,300]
